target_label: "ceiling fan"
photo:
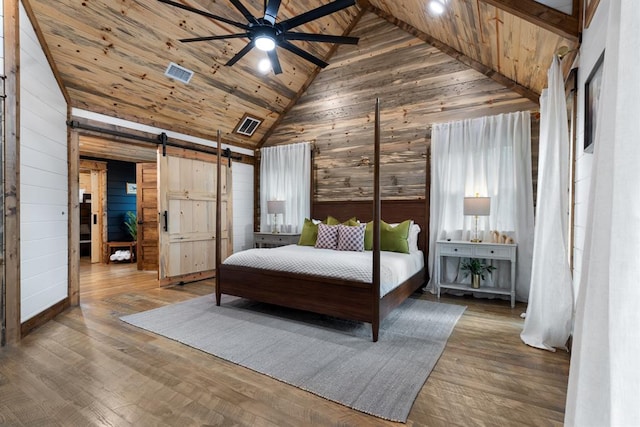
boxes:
[158,0,360,74]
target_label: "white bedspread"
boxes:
[223,245,424,297]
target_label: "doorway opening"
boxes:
[77,133,159,301]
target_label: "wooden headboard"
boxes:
[312,199,429,266]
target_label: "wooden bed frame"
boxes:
[214,101,428,341]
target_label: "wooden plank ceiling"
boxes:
[24,0,579,151]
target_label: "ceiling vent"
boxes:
[164,62,194,84]
[234,113,263,137]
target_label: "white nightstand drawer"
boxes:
[439,244,474,257]
[474,245,511,259]
[254,232,300,248]
[256,235,292,244]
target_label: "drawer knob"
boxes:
[454,248,458,252]
[491,250,494,253]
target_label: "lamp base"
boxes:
[470,238,482,243]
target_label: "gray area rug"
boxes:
[121,294,465,422]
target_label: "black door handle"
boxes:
[163,210,168,232]
[93,214,97,225]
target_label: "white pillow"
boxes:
[408,223,420,252]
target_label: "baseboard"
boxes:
[21,298,70,338]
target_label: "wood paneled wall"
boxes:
[266,12,538,202]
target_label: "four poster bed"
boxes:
[214,101,428,341]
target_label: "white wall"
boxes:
[72,109,255,253]
[572,0,609,298]
[19,2,69,321]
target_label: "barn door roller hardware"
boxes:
[67,120,242,162]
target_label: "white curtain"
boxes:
[565,0,640,425]
[520,57,574,351]
[429,112,534,301]
[260,142,311,233]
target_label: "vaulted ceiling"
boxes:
[24,0,579,151]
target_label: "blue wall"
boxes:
[107,160,136,241]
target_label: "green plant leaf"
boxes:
[460,258,496,277]
[124,211,137,241]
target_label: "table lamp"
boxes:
[267,200,285,233]
[464,195,490,242]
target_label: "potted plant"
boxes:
[460,258,496,289]
[124,211,137,241]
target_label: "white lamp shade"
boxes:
[464,197,490,216]
[267,200,285,214]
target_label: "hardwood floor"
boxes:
[0,261,570,426]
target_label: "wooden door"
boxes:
[158,146,232,286]
[136,162,159,271]
[89,170,101,263]
[79,159,107,264]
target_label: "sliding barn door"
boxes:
[136,162,159,271]
[158,146,232,286]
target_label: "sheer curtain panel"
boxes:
[565,1,640,424]
[520,57,574,351]
[429,111,534,301]
[260,142,311,234]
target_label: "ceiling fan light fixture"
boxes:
[428,0,446,15]
[255,35,276,51]
[258,58,272,73]
[160,0,360,73]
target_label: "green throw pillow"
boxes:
[327,216,358,226]
[344,217,359,226]
[298,218,320,246]
[381,220,411,253]
[364,220,411,253]
[364,221,374,250]
[326,216,341,225]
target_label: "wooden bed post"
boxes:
[215,130,222,306]
[372,98,381,342]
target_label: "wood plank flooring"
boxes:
[0,260,570,426]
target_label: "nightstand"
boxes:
[435,240,517,307]
[254,232,300,248]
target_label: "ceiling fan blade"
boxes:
[267,49,283,74]
[229,0,259,25]
[264,0,281,25]
[157,0,249,31]
[279,40,328,68]
[180,33,248,43]
[280,0,356,31]
[284,32,359,45]
[225,41,255,66]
